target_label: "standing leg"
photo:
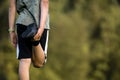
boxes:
[19,58,31,80]
[16,25,32,80]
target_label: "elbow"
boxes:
[9,5,16,11]
[41,0,49,6]
[42,0,49,3]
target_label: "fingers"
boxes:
[33,28,44,41]
[10,37,17,47]
[33,33,41,41]
[12,39,17,48]
[9,32,17,48]
[33,30,42,41]
[11,42,16,48]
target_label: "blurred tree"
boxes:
[1,0,120,80]
[117,0,120,4]
[63,0,77,12]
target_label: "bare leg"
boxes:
[32,43,45,67]
[19,58,31,80]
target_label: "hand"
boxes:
[33,28,44,41]
[9,32,17,47]
[33,33,41,41]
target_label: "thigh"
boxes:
[17,24,32,59]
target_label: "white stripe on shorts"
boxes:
[44,30,49,55]
[16,44,19,59]
[44,30,49,63]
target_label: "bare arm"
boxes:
[9,0,17,47]
[9,0,16,30]
[34,0,49,41]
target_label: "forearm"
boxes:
[9,0,16,31]
[39,0,49,32]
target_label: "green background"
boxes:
[0,0,120,80]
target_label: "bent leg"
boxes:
[32,43,45,67]
[31,29,49,68]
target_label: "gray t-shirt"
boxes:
[16,0,50,29]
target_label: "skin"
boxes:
[9,0,49,80]
[9,0,17,47]
[34,0,49,41]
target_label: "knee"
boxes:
[32,58,45,68]
[33,62,44,68]
[20,58,31,63]
[19,59,31,67]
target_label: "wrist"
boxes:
[8,28,15,33]
[38,26,44,30]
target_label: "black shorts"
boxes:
[16,24,49,59]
